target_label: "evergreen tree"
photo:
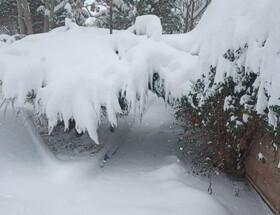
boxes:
[0,0,18,35]
[96,0,209,34]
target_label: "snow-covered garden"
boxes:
[0,96,273,215]
[0,0,280,214]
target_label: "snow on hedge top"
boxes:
[180,0,280,126]
[0,17,197,144]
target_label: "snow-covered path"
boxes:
[0,96,273,215]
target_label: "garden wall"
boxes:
[245,137,280,214]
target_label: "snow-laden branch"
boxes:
[54,0,69,14]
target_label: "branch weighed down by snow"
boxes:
[0,15,197,144]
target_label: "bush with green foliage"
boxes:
[176,42,280,176]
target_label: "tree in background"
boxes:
[16,0,35,34]
[0,0,18,35]
[95,0,182,33]
[0,0,87,35]
[1,0,210,35]
[173,0,211,32]
[95,0,210,33]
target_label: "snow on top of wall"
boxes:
[0,18,196,144]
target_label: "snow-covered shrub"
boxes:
[176,0,280,175]
[0,22,196,145]
[0,34,25,44]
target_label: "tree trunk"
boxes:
[183,1,190,33]
[16,0,26,34]
[21,0,33,34]
[49,0,55,30]
[43,0,50,32]
[189,0,195,31]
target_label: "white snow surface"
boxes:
[0,19,196,143]
[0,96,273,215]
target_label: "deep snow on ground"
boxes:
[0,95,273,215]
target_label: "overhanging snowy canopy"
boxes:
[1,0,280,143]
[167,0,280,126]
[0,17,197,144]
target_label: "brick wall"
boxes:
[245,137,280,214]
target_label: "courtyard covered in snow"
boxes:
[0,96,273,215]
[0,0,280,214]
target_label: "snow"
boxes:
[127,15,162,41]
[1,0,280,143]
[162,0,280,130]
[0,1,278,213]
[84,0,96,5]
[84,2,108,22]
[0,18,196,144]
[179,0,280,127]
[258,152,264,160]
[0,34,16,44]
[0,95,273,215]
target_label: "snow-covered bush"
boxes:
[176,0,280,175]
[0,18,196,145]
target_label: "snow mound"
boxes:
[0,24,196,144]
[128,15,162,41]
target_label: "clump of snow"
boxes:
[84,0,96,5]
[0,34,24,45]
[0,34,15,44]
[257,153,265,161]
[278,161,280,169]
[64,2,72,13]
[128,15,162,41]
